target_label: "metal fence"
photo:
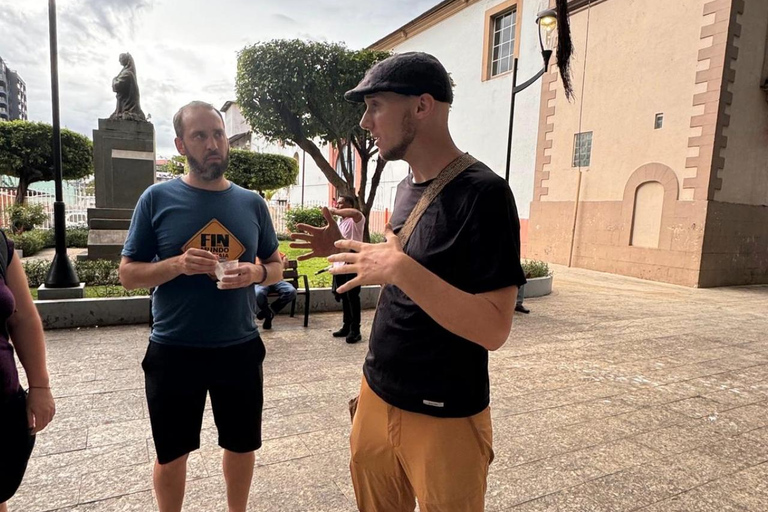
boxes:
[0,188,95,230]
[0,188,390,236]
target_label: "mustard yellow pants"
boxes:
[349,378,494,512]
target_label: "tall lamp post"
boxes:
[44,0,79,288]
[504,9,559,182]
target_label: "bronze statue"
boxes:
[109,53,146,121]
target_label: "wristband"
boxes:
[254,263,267,285]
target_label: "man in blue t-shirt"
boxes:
[119,101,282,512]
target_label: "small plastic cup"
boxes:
[215,259,239,281]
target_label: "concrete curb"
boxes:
[35,285,382,330]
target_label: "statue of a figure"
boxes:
[109,53,146,122]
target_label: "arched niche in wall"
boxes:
[621,163,680,251]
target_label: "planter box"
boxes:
[14,249,23,259]
[524,275,553,298]
[34,285,383,330]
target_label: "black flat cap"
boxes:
[344,52,453,104]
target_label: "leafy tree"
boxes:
[0,121,93,204]
[225,150,298,194]
[236,39,390,241]
[160,155,187,175]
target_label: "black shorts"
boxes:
[142,337,265,465]
[0,389,36,503]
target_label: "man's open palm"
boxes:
[289,207,344,261]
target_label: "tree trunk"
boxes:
[15,178,30,204]
[360,202,372,243]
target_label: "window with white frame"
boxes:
[572,132,593,168]
[490,10,517,77]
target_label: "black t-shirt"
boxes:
[363,161,527,418]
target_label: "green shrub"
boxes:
[7,203,47,234]
[66,227,89,248]
[42,229,55,248]
[8,230,48,256]
[74,259,120,286]
[38,227,89,249]
[522,260,551,279]
[21,259,51,287]
[276,232,292,241]
[369,232,386,244]
[22,258,124,288]
[285,207,326,233]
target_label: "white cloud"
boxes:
[0,0,437,156]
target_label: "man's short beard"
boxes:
[381,112,416,162]
[187,153,228,181]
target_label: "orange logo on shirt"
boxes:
[183,219,245,260]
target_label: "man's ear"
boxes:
[174,137,186,156]
[415,94,435,118]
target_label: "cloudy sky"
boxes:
[0,0,437,156]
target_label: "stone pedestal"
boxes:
[38,283,85,300]
[83,119,155,261]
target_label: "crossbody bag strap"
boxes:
[398,152,477,250]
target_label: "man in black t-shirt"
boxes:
[290,52,526,512]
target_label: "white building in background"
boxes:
[220,101,331,206]
[364,0,550,254]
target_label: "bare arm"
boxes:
[328,229,517,351]
[329,207,364,223]
[392,257,517,350]
[6,255,55,433]
[119,248,218,290]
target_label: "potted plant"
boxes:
[521,260,553,298]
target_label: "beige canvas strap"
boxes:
[397,152,477,250]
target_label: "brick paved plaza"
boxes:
[9,265,768,511]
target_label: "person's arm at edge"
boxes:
[5,254,55,433]
[329,207,364,223]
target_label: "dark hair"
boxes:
[338,195,355,206]
[173,101,224,138]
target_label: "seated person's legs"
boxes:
[269,281,297,315]
[253,285,272,320]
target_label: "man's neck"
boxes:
[182,173,230,191]
[407,143,465,184]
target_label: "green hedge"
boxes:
[285,207,326,233]
[8,230,49,256]
[7,227,90,257]
[23,258,121,288]
[369,232,386,244]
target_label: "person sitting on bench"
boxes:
[254,253,297,330]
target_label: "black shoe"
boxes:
[515,304,530,314]
[256,310,266,320]
[262,309,274,330]
[346,332,362,344]
[333,326,350,338]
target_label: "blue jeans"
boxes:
[254,281,297,315]
[516,284,525,306]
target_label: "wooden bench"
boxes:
[267,259,310,327]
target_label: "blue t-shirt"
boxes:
[122,178,279,347]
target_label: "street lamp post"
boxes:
[44,0,79,288]
[504,9,559,183]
